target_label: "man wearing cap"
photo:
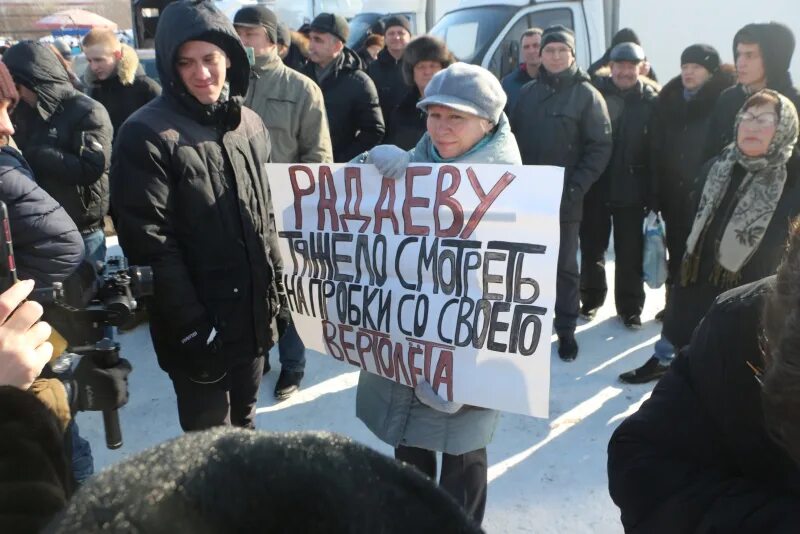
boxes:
[618,45,735,384]
[510,25,612,361]
[302,13,384,162]
[579,43,658,330]
[111,0,285,431]
[2,41,113,266]
[234,5,331,399]
[501,28,542,114]
[367,15,413,125]
[705,22,800,158]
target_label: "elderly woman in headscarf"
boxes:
[353,62,521,525]
[620,89,800,384]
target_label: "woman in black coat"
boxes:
[621,89,800,384]
[384,36,454,150]
[608,221,800,533]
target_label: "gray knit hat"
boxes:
[417,62,506,123]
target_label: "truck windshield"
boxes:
[429,6,518,64]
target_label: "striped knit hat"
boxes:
[0,61,18,108]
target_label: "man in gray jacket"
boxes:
[510,25,612,361]
[235,6,331,399]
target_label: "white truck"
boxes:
[429,0,800,82]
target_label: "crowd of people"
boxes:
[1,0,800,530]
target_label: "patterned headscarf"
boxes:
[681,90,799,288]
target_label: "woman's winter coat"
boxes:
[384,87,426,150]
[356,113,521,455]
[609,277,800,533]
[110,1,283,374]
[661,153,800,350]
[0,145,84,287]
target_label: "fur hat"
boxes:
[681,43,721,73]
[401,35,455,86]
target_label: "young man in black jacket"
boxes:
[3,41,113,266]
[82,28,161,140]
[510,25,612,361]
[303,13,385,162]
[111,0,286,431]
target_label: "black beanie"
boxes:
[383,15,412,34]
[612,28,641,47]
[234,5,279,45]
[734,22,795,83]
[541,25,575,56]
[309,13,349,43]
[681,43,720,73]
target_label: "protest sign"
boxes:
[267,163,563,417]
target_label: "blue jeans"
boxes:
[68,419,94,483]
[278,321,306,372]
[82,229,107,266]
[654,335,675,364]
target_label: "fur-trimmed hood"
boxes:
[657,64,736,117]
[84,43,143,86]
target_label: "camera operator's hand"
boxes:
[72,355,132,412]
[0,280,53,390]
[179,318,226,384]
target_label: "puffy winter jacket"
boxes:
[3,41,112,234]
[86,43,161,139]
[367,47,406,128]
[303,47,385,162]
[111,0,283,372]
[0,145,84,287]
[609,277,800,533]
[511,63,612,221]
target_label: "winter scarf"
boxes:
[681,90,799,287]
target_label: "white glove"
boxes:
[365,144,410,180]
[414,380,463,414]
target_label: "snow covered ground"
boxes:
[78,240,665,533]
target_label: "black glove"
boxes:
[276,292,293,335]
[178,318,226,384]
[72,355,132,412]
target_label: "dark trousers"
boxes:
[661,207,692,285]
[170,356,265,432]
[579,197,645,316]
[555,221,581,336]
[395,445,488,524]
[276,321,307,372]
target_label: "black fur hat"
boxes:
[401,35,455,86]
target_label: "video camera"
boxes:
[0,201,153,449]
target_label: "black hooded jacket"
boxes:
[510,63,612,221]
[3,41,112,234]
[608,277,800,533]
[110,0,283,373]
[302,47,384,162]
[705,23,800,159]
[367,47,406,128]
[0,145,84,287]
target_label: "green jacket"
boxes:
[245,51,332,163]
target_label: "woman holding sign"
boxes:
[354,62,522,524]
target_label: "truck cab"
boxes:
[429,0,607,79]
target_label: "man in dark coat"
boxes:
[111,0,285,432]
[303,13,385,162]
[608,275,800,533]
[82,28,161,139]
[705,22,800,159]
[650,45,735,309]
[367,15,412,127]
[580,43,658,328]
[0,62,83,287]
[501,27,542,114]
[3,41,113,266]
[510,25,612,360]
